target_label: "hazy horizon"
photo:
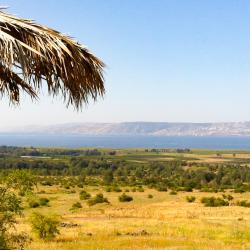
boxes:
[1,0,250,127]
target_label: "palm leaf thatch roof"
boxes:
[0,10,105,109]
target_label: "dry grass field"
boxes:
[19,185,250,250]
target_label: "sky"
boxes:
[1,0,250,128]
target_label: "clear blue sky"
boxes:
[1,0,250,128]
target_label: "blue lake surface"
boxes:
[0,134,250,149]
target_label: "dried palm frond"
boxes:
[0,10,105,109]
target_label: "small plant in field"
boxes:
[79,190,91,200]
[137,187,144,192]
[39,197,50,206]
[201,197,229,207]
[222,194,234,201]
[169,190,177,195]
[105,187,111,192]
[234,188,246,193]
[186,196,196,203]
[183,186,193,192]
[125,189,130,192]
[87,193,109,206]
[71,202,82,210]
[105,186,122,192]
[156,186,168,192]
[28,200,40,208]
[30,212,60,240]
[236,200,250,208]
[118,193,133,202]
[131,188,137,192]
[112,186,122,192]
[147,194,153,199]
[77,184,84,188]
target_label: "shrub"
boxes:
[30,213,60,240]
[137,187,144,192]
[39,197,49,206]
[118,193,133,202]
[148,194,153,199]
[71,202,82,210]
[169,190,177,195]
[0,187,24,249]
[6,170,36,196]
[105,186,122,192]
[156,186,168,192]
[87,193,109,206]
[105,187,111,192]
[186,196,196,203]
[29,200,40,208]
[112,186,122,192]
[222,194,234,201]
[234,188,246,193]
[201,197,229,207]
[41,181,52,186]
[237,200,250,208]
[131,188,137,192]
[79,190,91,200]
[183,186,193,192]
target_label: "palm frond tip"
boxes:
[0,11,105,108]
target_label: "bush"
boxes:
[112,186,122,192]
[169,190,177,195]
[234,188,246,193]
[118,193,133,202]
[71,202,82,210]
[222,194,234,201]
[236,200,250,208]
[0,187,24,249]
[148,194,153,199]
[186,196,196,202]
[39,197,49,206]
[201,197,229,207]
[29,200,40,208]
[156,186,168,192]
[30,212,60,240]
[105,186,122,192]
[183,186,193,192]
[87,193,109,206]
[137,187,144,192]
[79,190,91,200]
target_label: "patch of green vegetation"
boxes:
[186,196,196,202]
[201,197,229,207]
[118,193,133,202]
[87,193,109,206]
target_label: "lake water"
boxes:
[0,134,250,149]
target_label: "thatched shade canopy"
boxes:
[0,10,105,109]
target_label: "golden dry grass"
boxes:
[16,186,250,250]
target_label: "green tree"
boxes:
[103,170,114,185]
[0,187,25,249]
[30,213,60,240]
[6,170,36,196]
